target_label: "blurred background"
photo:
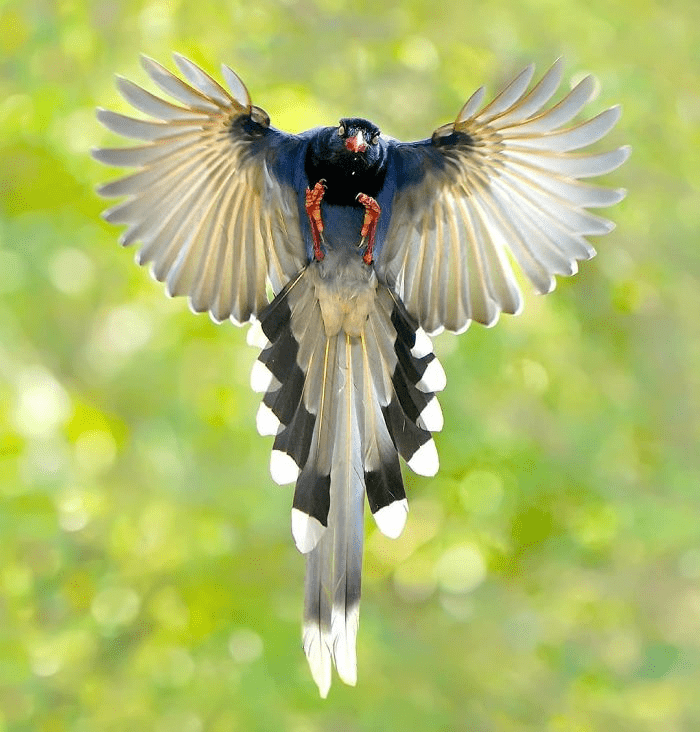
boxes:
[1,0,699,730]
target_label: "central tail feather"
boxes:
[305,332,364,695]
[249,263,446,696]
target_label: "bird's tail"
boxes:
[249,265,446,697]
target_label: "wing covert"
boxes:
[377,59,630,335]
[94,54,308,325]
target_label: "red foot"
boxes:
[305,181,326,261]
[356,193,380,265]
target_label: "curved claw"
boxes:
[306,182,327,261]
[356,193,381,264]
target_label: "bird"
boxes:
[93,54,629,697]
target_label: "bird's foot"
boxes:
[305,180,326,261]
[356,193,380,265]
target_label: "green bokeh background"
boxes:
[2,1,699,730]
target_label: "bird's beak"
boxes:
[345,131,367,153]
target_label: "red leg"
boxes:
[305,181,326,261]
[356,193,381,265]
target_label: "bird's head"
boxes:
[337,118,382,156]
[305,117,387,202]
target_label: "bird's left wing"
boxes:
[93,54,309,324]
[376,59,630,335]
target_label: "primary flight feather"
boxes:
[94,55,629,697]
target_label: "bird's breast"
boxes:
[320,170,366,206]
[319,204,365,250]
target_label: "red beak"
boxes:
[345,132,367,153]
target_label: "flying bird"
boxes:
[94,55,628,697]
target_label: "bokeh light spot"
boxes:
[228,628,263,664]
[91,586,141,628]
[434,544,487,594]
[74,429,117,476]
[12,367,71,438]
[48,246,95,295]
[57,489,91,532]
[398,36,439,72]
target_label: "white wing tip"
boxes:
[186,295,207,314]
[618,144,632,162]
[574,72,596,98]
[270,450,299,485]
[373,498,409,539]
[291,508,325,553]
[407,440,439,477]
[456,85,486,123]
[613,187,628,203]
[208,309,226,325]
[601,104,623,128]
[139,54,160,73]
[171,51,193,68]
[221,63,251,109]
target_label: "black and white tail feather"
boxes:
[94,55,628,697]
[249,255,445,696]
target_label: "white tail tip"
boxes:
[250,360,274,393]
[373,498,409,539]
[269,450,299,485]
[291,508,325,553]
[407,440,439,477]
[256,402,281,436]
[417,397,444,432]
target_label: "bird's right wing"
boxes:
[93,54,309,325]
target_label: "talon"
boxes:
[356,193,380,265]
[306,181,327,261]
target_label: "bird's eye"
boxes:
[371,132,380,145]
[338,124,346,137]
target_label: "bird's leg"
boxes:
[356,193,381,265]
[305,180,326,261]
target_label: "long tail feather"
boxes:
[330,333,364,685]
[250,259,446,696]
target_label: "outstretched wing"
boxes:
[376,59,630,335]
[93,54,309,325]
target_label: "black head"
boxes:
[305,117,387,205]
[337,117,382,153]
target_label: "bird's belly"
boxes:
[307,251,377,338]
